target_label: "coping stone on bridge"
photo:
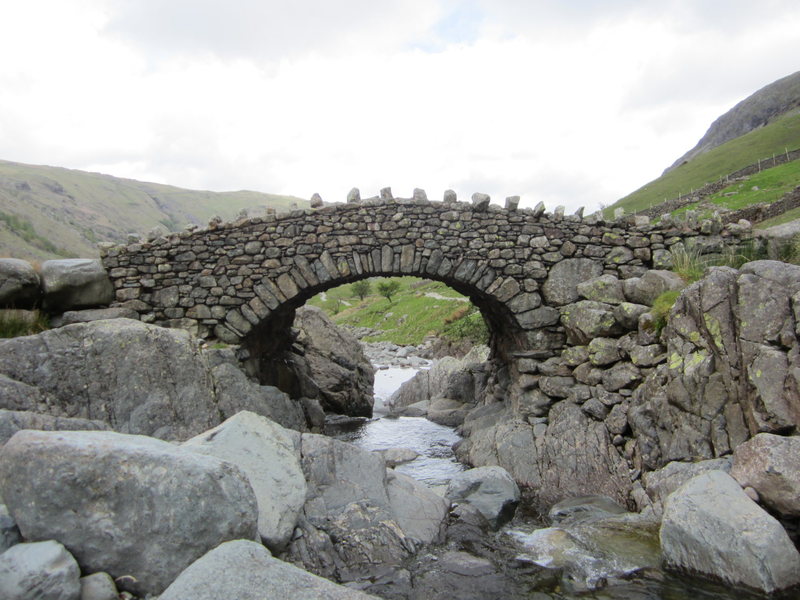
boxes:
[505,196,520,211]
[472,193,491,211]
[443,189,457,203]
[347,188,361,203]
[310,193,323,208]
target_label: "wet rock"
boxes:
[379,447,420,467]
[294,306,374,417]
[547,495,628,526]
[41,259,113,311]
[78,572,118,600]
[0,258,41,308]
[0,540,81,600]
[0,430,258,596]
[661,470,800,593]
[182,411,306,550]
[160,540,379,600]
[446,466,520,529]
[411,551,511,600]
[511,512,661,591]
[386,470,448,544]
[427,397,469,427]
[730,433,800,517]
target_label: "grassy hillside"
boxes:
[611,111,800,215]
[307,277,488,346]
[0,160,306,260]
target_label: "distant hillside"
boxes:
[611,111,800,217]
[0,160,307,260]
[666,70,800,173]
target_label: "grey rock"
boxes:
[601,362,641,391]
[78,572,118,600]
[0,409,110,447]
[661,470,800,593]
[0,430,258,596]
[182,411,306,550]
[0,258,41,308]
[41,259,113,311]
[542,258,604,306]
[160,540,379,600]
[641,458,733,517]
[0,540,81,600]
[0,319,222,439]
[581,398,609,420]
[730,433,800,517]
[471,192,490,211]
[347,187,361,203]
[577,274,625,305]
[624,270,684,306]
[211,362,306,431]
[294,306,374,417]
[0,502,22,553]
[386,470,448,544]
[378,446,419,467]
[561,300,624,344]
[445,466,520,529]
[427,397,469,427]
[410,550,512,600]
[547,495,628,526]
[587,337,621,366]
[613,302,650,331]
[50,307,139,327]
[443,189,457,203]
[629,344,666,367]
[310,193,324,208]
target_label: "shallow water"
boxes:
[331,366,790,600]
[331,367,465,487]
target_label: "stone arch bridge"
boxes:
[101,196,749,387]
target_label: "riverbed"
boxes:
[331,365,782,600]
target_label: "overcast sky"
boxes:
[1,1,798,212]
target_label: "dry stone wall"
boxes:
[100,197,752,363]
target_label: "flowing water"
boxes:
[329,365,786,600]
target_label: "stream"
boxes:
[329,365,780,600]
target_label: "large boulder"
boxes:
[285,433,447,582]
[160,540,380,600]
[560,301,624,344]
[462,401,633,513]
[445,466,520,529]
[0,540,81,600]
[0,409,110,447]
[182,411,306,550]
[660,471,800,593]
[210,362,306,431]
[293,306,374,417]
[0,319,303,439]
[0,258,41,308]
[41,259,113,311]
[0,430,258,596]
[730,433,800,517]
[629,261,800,471]
[640,457,731,516]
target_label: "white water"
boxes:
[332,367,465,488]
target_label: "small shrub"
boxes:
[442,307,489,344]
[377,280,401,304]
[351,280,371,300]
[671,245,706,283]
[651,290,681,334]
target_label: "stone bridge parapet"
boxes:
[100,198,751,362]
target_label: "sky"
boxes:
[1,1,798,213]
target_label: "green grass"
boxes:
[307,277,487,346]
[610,111,800,215]
[705,160,800,210]
[0,310,49,338]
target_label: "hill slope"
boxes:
[611,111,800,216]
[666,70,800,172]
[0,160,306,260]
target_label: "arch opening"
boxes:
[239,271,527,413]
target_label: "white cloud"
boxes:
[1,0,799,214]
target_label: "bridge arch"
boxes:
[102,196,751,394]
